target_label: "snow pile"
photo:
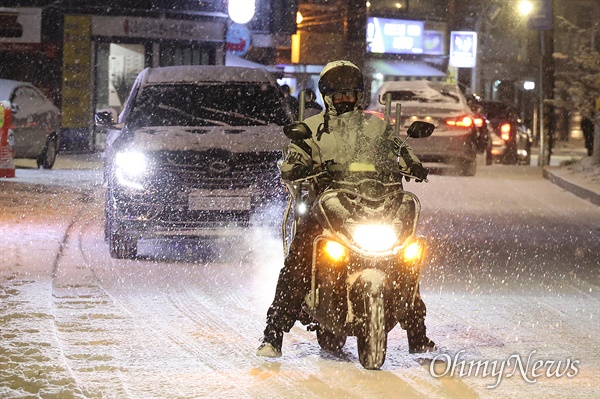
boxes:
[563,156,600,189]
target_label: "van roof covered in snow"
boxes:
[141,66,278,85]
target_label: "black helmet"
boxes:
[318,60,364,96]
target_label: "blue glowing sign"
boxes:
[366,17,424,55]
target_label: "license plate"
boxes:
[188,189,251,211]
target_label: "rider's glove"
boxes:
[410,163,428,182]
[282,165,310,181]
[390,137,404,155]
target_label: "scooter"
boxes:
[281,99,434,370]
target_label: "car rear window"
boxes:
[129,82,292,128]
[481,102,514,119]
[383,83,461,105]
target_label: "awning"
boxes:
[225,53,283,77]
[366,59,446,78]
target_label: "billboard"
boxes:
[449,31,477,68]
[422,30,444,55]
[366,17,424,55]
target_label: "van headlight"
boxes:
[115,151,149,190]
[351,224,397,252]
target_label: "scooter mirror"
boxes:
[283,122,312,140]
[407,121,435,138]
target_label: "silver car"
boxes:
[0,79,61,169]
[368,80,479,176]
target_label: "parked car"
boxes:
[99,65,293,259]
[0,79,61,168]
[367,80,479,176]
[477,100,533,165]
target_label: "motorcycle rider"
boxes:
[257,60,436,357]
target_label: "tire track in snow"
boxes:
[51,194,133,398]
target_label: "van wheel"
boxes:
[37,135,58,169]
[109,229,137,259]
[107,215,137,259]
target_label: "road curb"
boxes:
[543,168,600,206]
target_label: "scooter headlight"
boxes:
[351,224,397,252]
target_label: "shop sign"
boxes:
[226,24,251,56]
[61,15,92,129]
[92,15,224,42]
[0,7,41,43]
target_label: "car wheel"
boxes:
[37,135,58,169]
[458,159,477,176]
[485,146,493,166]
[502,146,518,165]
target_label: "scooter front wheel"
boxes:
[357,293,387,370]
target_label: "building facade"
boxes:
[0,1,229,150]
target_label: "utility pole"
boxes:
[524,0,553,167]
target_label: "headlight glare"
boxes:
[351,224,397,252]
[115,151,149,189]
[324,240,346,261]
[116,151,147,176]
[403,240,424,262]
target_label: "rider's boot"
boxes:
[407,322,437,354]
[256,326,283,357]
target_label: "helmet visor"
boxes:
[320,65,363,95]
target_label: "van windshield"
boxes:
[129,82,292,127]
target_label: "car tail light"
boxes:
[473,117,484,128]
[445,115,473,128]
[500,123,511,140]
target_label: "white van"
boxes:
[101,66,293,258]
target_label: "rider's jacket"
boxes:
[279,106,423,182]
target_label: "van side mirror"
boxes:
[95,110,116,127]
[407,121,434,138]
[283,122,312,140]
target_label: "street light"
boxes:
[519,0,553,167]
[228,0,255,24]
[518,1,534,16]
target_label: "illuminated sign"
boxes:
[366,17,423,55]
[226,23,251,56]
[423,30,444,55]
[449,31,477,68]
[62,15,91,129]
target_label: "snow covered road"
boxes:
[1,164,598,398]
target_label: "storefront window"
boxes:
[96,43,146,112]
[160,44,211,66]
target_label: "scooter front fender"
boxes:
[345,268,387,325]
